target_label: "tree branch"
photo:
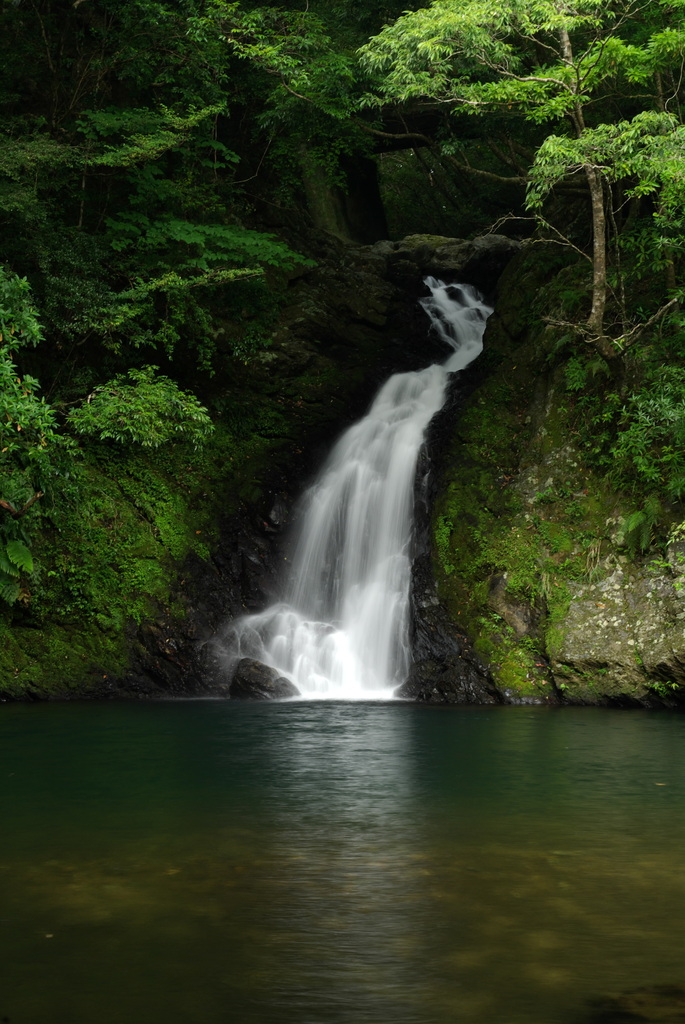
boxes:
[487,139,528,175]
[353,120,434,147]
[615,298,681,352]
[442,152,526,184]
[535,218,593,263]
[0,493,44,519]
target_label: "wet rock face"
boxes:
[111,510,288,700]
[417,238,685,706]
[400,376,501,705]
[229,658,300,700]
[377,233,522,298]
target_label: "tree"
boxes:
[0,0,314,376]
[359,0,685,361]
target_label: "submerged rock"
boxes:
[229,658,299,701]
[584,984,685,1022]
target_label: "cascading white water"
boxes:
[230,280,492,698]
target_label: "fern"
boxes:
[564,356,587,392]
[0,580,20,605]
[0,542,30,605]
[5,539,33,573]
[619,495,662,558]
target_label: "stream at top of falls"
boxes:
[229,279,492,699]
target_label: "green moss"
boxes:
[0,616,126,698]
[0,422,237,697]
[544,581,572,657]
[431,335,624,701]
[537,521,573,554]
[472,615,553,699]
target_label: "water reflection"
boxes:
[240,703,434,1023]
[0,703,684,1024]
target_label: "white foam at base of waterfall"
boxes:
[229,280,492,699]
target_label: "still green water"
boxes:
[0,701,683,1024]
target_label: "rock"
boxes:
[401,375,501,705]
[229,658,300,700]
[482,239,575,358]
[549,561,685,702]
[584,984,685,1022]
[383,233,521,294]
[266,495,289,530]
[488,572,542,636]
[425,238,685,706]
[402,545,499,704]
[99,233,521,703]
[667,538,685,576]
[428,235,522,290]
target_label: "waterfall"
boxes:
[230,279,492,699]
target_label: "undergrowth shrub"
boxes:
[67,365,214,448]
[610,366,685,500]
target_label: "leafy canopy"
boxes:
[359,0,680,115]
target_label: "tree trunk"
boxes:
[559,28,613,360]
[585,163,608,341]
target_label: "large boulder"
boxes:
[229,658,300,700]
[549,563,685,702]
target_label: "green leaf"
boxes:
[0,580,20,604]
[6,539,33,572]
[0,549,20,577]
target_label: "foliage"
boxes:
[0,0,315,376]
[564,355,610,393]
[0,267,73,604]
[0,267,43,349]
[609,368,685,500]
[435,514,455,575]
[527,112,685,212]
[617,495,663,558]
[646,677,680,698]
[360,0,685,354]
[68,366,214,449]
[2,0,685,684]
[188,3,357,120]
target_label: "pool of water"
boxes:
[1,701,683,1023]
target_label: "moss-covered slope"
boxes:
[431,243,685,707]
